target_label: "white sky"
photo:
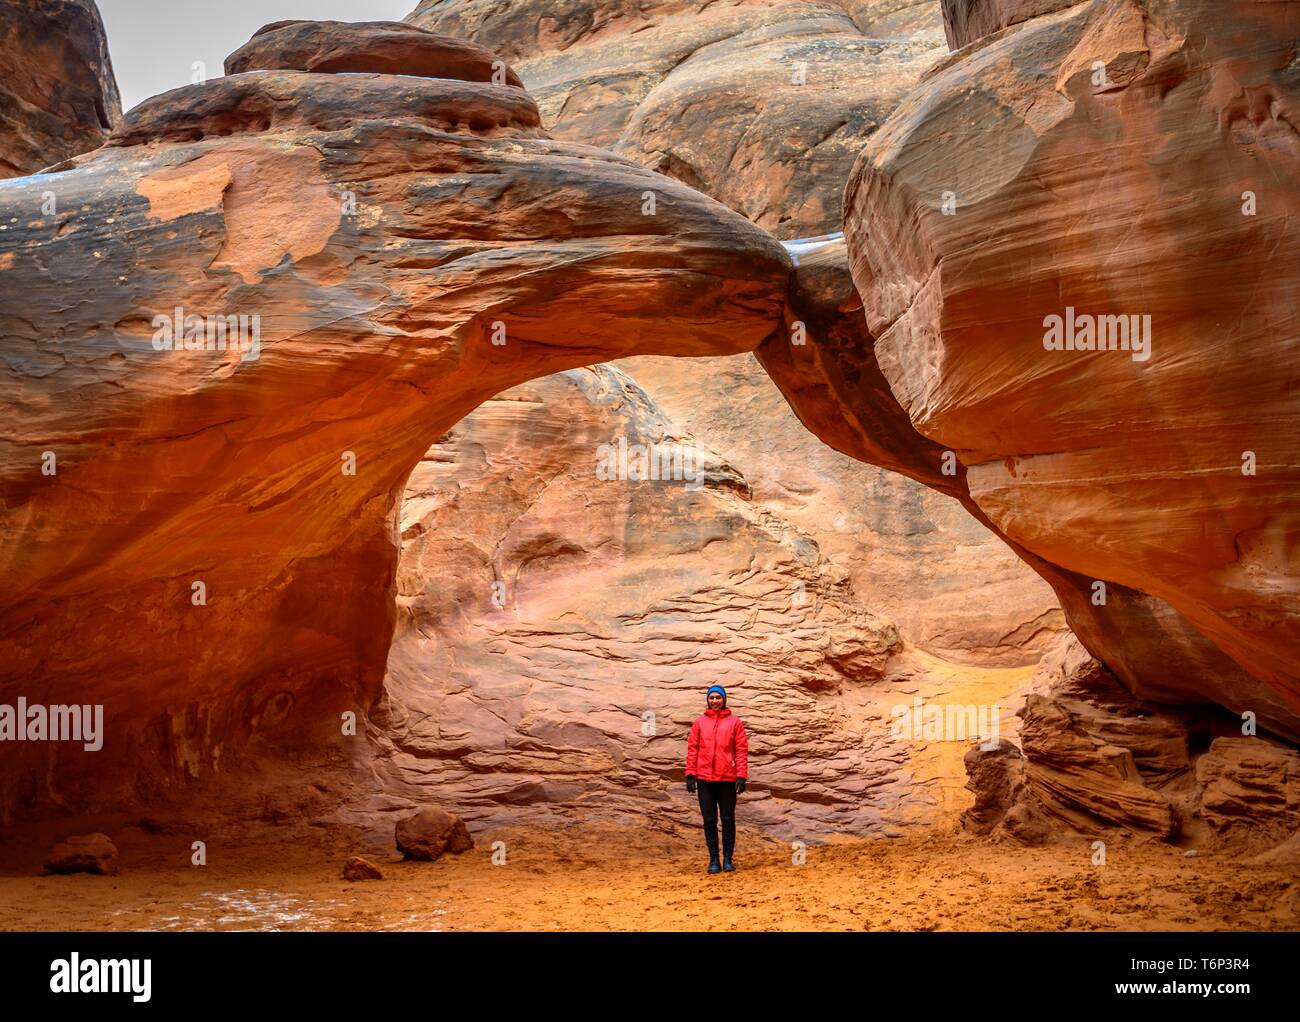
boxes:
[98,0,417,111]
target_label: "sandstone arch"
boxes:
[0,23,789,818]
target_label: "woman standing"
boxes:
[685,684,749,874]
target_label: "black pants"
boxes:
[697,779,737,858]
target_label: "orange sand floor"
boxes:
[1,822,1296,931]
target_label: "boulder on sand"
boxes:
[45,833,119,875]
[395,807,474,861]
[342,855,385,881]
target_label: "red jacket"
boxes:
[686,708,748,781]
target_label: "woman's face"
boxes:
[707,692,724,710]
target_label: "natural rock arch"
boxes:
[0,28,789,819]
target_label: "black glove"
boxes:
[686,775,697,794]
[735,778,746,794]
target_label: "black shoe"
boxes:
[707,855,721,874]
[722,855,735,872]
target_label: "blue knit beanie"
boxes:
[706,684,727,704]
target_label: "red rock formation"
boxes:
[6,0,1290,856]
[844,0,1300,735]
[0,21,789,820]
[225,19,526,87]
[0,0,121,177]
[965,635,1300,849]
[1197,739,1300,844]
[341,854,384,880]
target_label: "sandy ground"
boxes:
[1,821,1297,931]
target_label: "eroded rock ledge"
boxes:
[225,18,527,86]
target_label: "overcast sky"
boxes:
[99,0,416,111]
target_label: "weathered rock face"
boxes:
[1196,738,1300,844]
[372,365,900,835]
[408,0,947,61]
[965,635,1300,851]
[366,363,1038,838]
[843,0,1300,735]
[408,0,944,237]
[0,0,121,177]
[600,17,939,238]
[619,346,1065,665]
[0,22,789,820]
[961,739,1046,841]
[939,0,1083,48]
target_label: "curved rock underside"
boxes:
[353,0,1069,838]
[0,21,789,819]
[759,233,1300,740]
[939,0,1082,48]
[0,0,121,177]
[844,0,1300,737]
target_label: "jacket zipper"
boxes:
[711,712,727,780]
